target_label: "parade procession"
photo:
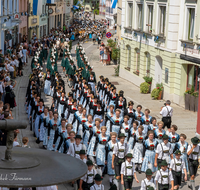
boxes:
[1,0,200,190]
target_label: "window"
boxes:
[7,0,9,14]
[12,0,14,13]
[188,8,195,40]
[127,46,131,68]
[127,2,133,28]
[145,52,150,76]
[137,4,143,30]
[136,49,140,75]
[159,6,166,35]
[146,4,153,33]
[2,0,5,15]
[165,68,168,84]
[42,5,45,14]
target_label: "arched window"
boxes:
[145,52,151,77]
[135,48,140,75]
[126,45,131,69]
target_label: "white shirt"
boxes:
[120,160,135,176]
[7,64,14,72]
[81,169,97,183]
[187,144,200,160]
[90,183,104,190]
[155,169,174,185]
[0,82,3,94]
[67,143,86,159]
[160,106,173,117]
[169,158,186,172]
[156,142,173,161]
[13,141,19,147]
[113,142,129,158]
[140,178,156,190]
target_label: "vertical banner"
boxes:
[33,0,38,15]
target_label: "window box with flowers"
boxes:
[133,70,139,76]
[184,86,199,112]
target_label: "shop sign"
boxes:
[14,13,20,19]
[32,18,37,24]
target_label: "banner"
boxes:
[33,0,38,15]
[111,0,118,8]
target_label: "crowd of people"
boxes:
[0,15,199,190]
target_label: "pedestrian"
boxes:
[121,153,139,190]
[155,160,174,190]
[160,100,173,133]
[140,169,156,190]
[22,137,30,148]
[90,174,104,190]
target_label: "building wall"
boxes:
[117,0,122,41]
[39,0,48,38]
[120,0,200,106]
[19,0,28,41]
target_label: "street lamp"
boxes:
[92,6,95,20]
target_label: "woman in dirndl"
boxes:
[128,121,139,151]
[44,70,52,96]
[107,132,117,186]
[88,72,96,93]
[93,100,105,127]
[115,95,126,118]
[72,105,83,134]
[82,115,94,149]
[154,121,166,144]
[87,118,101,163]
[109,109,123,134]
[67,100,77,124]
[39,107,49,143]
[120,115,131,143]
[149,117,158,131]
[53,118,68,153]
[168,125,180,153]
[141,131,158,173]
[141,109,152,135]
[43,43,48,60]
[93,126,110,173]
[134,105,144,125]
[77,108,87,135]
[132,125,146,173]
[108,86,117,110]
[105,105,115,136]
[64,92,73,118]
[124,101,135,126]
[47,112,61,151]
[57,92,67,119]
[43,109,54,149]
[174,133,188,181]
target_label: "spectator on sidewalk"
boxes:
[13,131,20,147]
[22,137,30,148]
[160,100,173,133]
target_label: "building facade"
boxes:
[116,0,122,41]
[19,0,28,43]
[28,0,39,40]
[105,0,117,28]
[0,0,20,53]
[84,0,99,12]
[39,0,48,38]
[48,0,67,32]
[99,0,106,16]
[120,0,200,106]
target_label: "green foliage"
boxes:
[143,76,153,84]
[140,82,150,94]
[114,65,119,76]
[94,9,99,15]
[107,39,116,48]
[185,85,198,97]
[151,88,160,99]
[112,48,120,60]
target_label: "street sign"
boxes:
[106,32,112,38]
[14,13,20,19]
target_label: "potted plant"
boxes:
[140,82,150,94]
[111,47,120,65]
[151,83,164,100]
[143,76,153,92]
[184,89,191,110]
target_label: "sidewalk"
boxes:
[88,37,197,142]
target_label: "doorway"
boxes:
[154,56,163,86]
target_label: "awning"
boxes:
[180,54,200,65]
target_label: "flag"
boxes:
[73,5,79,10]
[111,0,118,8]
[47,0,55,3]
[33,0,43,15]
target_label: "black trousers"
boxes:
[158,183,169,190]
[162,117,171,129]
[114,157,125,177]
[123,176,133,189]
[172,170,182,186]
[188,159,199,176]
[82,181,94,190]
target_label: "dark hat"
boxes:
[79,150,86,155]
[160,160,168,166]
[119,133,126,138]
[145,169,153,175]
[109,185,117,190]
[68,92,73,97]
[125,153,133,158]
[75,135,82,139]
[191,137,199,145]
[86,160,93,166]
[174,150,182,155]
[97,100,102,105]
[162,134,168,139]
[94,174,103,181]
